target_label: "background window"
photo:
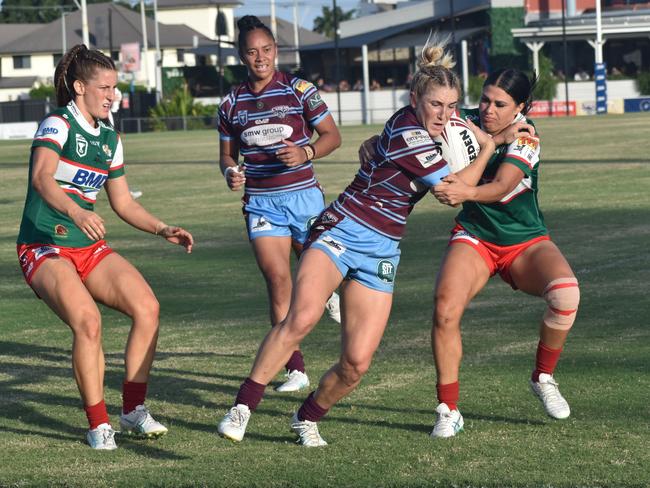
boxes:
[13,55,31,69]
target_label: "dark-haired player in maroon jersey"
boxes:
[218,15,342,393]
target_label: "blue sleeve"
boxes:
[417,165,451,186]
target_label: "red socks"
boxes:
[122,381,147,414]
[297,391,329,422]
[436,381,459,411]
[85,399,110,429]
[532,341,563,382]
[285,350,305,374]
[234,377,266,411]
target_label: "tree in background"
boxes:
[313,5,355,39]
[0,0,136,23]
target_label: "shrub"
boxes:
[636,72,650,95]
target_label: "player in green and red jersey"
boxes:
[429,69,580,437]
[16,44,193,450]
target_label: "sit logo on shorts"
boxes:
[377,259,395,283]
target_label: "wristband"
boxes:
[154,222,167,235]
[224,166,238,179]
[302,144,315,161]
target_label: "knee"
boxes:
[264,270,292,295]
[543,277,580,331]
[433,290,464,331]
[72,310,102,343]
[339,356,371,386]
[132,293,160,327]
[283,308,320,340]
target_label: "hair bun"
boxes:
[237,15,264,31]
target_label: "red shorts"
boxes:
[448,224,550,289]
[17,240,114,286]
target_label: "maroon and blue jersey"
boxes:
[218,71,330,195]
[331,105,450,240]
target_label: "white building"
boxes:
[0,1,241,101]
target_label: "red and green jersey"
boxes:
[456,108,547,245]
[17,101,124,247]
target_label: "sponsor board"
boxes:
[528,101,576,117]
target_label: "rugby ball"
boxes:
[434,112,480,173]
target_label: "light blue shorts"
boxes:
[306,216,401,293]
[243,186,325,244]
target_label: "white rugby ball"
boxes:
[434,113,480,173]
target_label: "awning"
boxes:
[188,42,237,57]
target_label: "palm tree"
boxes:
[313,6,355,39]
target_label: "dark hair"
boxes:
[236,15,275,55]
[483,69,538,115]
[54,44,116,107]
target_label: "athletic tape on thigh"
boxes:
[542,277,580,330]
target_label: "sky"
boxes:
[234,0,360,33]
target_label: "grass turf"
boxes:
[0,114,649,487]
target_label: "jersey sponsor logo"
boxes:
[237,110,248,125]
[75,133,88,157]
[317,236,346,257]
[401,129,432,148]
[415,148,442,168]
[251,216,272,232]
[36,126,59,137]
[33,245,60,260]
[255,118,270,125]
[54,224,68,236]
[307,92,324,111]
[295,80,313,93]
[241,124,293,146]
[72,169,108,189]
[102,144,112,157]
[377,259,395,283]
[271,105,292,119]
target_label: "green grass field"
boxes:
[1,114,649,487]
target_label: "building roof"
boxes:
[0,24,42,46]
[157,0,242,8]
[0,2,211,55]
[0,76,37,89]
[512,10,650,42]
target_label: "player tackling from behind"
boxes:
[16,44,193,449]
[429,68,580,437]
[218,15,342,394]
[217,36,495,446]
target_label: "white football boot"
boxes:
[119,405,168,438]
[217,404,251,442]
[530,373,571,419]
[86,423,118,450]
[290,412,327,447]
[275,370,310,392]
[430,403,464,438]
[325,292,341,324]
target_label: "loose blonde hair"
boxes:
[410,34,461,100]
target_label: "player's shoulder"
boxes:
[288,75,317,96]
[459,107,480,123]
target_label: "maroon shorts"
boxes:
[17,240,114,286]
[448,224,550,289]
